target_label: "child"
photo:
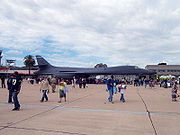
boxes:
[58,78,67,103]
[118,81,127,102]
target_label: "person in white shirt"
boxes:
[118,81,127,102]
[72,76,76,88]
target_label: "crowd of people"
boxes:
[1,73,179,111]
[105,76,180,103]
[133,77,180,89]
[2,73,91,111]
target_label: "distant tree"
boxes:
[24,55,35,75]
[158,63,167,65]
[94,63,107,68]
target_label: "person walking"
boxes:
[144,79,148,88]
[171,82,179,102]
[11,72,22,111]
[50,76,57,93]
[7,74,13,103]
[106,75,114,103]
[83,78,87,88]
[118,81,127,102]
[1,76,6,88]
[79,78,82,88]
[40,76,50,102]
[58,78,67,103]
[72,76,76,88]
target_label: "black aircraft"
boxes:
[35,55,155,78]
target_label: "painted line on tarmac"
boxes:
[151,111,180,116]
[1,103,180,116]
[56,106,148,115]
[22,104,55,110]
[0,102,147,115]
[1,102,180,116]
[0,103,54,110]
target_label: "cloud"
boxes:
[5,50,23,55]
[0,0,180,67]
[32,50,41,54]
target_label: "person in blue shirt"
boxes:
[107,75,115,103]
[11,72,22,111]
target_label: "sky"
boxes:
[0,0,180,68]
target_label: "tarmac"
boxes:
[0,81,180,135]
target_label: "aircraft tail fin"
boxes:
[36,55,52,67]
